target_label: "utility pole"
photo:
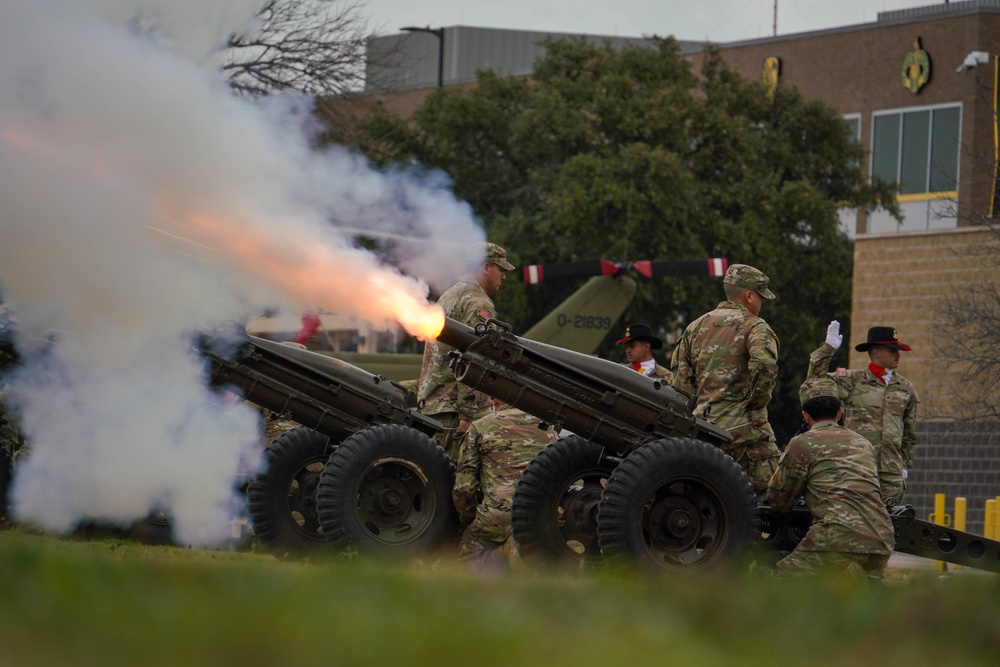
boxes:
[400,25,445,88]
[773,0,778,36]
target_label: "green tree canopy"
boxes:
[347,37,898,443]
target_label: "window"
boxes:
[843,114,861,143]
[870,104,961,196]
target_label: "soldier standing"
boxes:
[670,263,781,497]
[807,322,918,504]
[452,404,558,569]
[418,242,514,461]
[616,323,671,379]
[767,378,894,578]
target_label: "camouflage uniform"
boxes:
[419,244,514,461]
[452,406,558,561]
[807,343,918,504]
[670,267,781,496]
[768,414,894,577]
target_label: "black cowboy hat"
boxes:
[855,326,912,352]
[616,323,663,349]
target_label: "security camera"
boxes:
[957,51,989,73]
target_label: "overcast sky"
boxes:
[363,0,938,42]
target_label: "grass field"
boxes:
[0,527,998,667]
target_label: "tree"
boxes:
[349,37,898,443]
[221,0,373,99]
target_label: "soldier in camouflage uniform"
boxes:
[418,242,514,461]
[767,378,894,577]
[616,323,671,379]
[807,323,918,504]
[452,403,558,566]
[670,263,781,497]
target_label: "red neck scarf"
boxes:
[868,363,889,385]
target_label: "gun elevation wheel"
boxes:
[598,438,757,573]
[316,424,455,556]
[247,426,333,559]
[511,435,617,567]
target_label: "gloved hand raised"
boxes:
[825,320,843,349]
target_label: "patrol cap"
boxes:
[723,263,775,300]
[855,326,911,352]
[799,377,839,404]
[483,242,515,271]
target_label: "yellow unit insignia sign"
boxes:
[761,56,780,99]
[902,37,931,94]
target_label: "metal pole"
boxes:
[436,28,444,88]
[400,26,445,88]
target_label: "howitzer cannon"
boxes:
[198,318,1000,573]
[199,328,455,558]
[437,316,758,571]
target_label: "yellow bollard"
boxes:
[929,493,951,572]
[985,499,997,541]
[954,497,967,570]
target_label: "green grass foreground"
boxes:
[0,528,998,667]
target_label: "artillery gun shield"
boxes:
[316,424,456,556]
[597,438,758,573]
[247,426,334,559]
[511,435,618,567]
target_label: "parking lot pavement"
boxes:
[888,551,995,575]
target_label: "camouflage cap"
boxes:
[799,377,839,404]
[484,242,515,271]
[723,263,775,300]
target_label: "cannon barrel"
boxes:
[199,328,441,442]
[436,316,731,456]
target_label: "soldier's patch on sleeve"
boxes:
[478,309,491,322]
[837,367,847,376]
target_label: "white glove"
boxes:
[825,320,843,350]
[902,469,908,481]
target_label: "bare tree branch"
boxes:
[221,0,374,99]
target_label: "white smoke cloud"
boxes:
[0,0,485,545]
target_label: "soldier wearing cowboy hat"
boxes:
[616,324,670,379]
[807,322,919,505]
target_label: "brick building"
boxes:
[358,2,1000,530]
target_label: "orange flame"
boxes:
[3,125,446,339]
[156,205,446,340]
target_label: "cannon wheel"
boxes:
[247,426,334,559]
[127,511,176,546]
[597,437,757,573]
[316,424,455,556]
[510,435,617,567]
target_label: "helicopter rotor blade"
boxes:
[521,258,728,284]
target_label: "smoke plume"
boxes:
[0,0,484,545]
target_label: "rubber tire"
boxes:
[510,435,618,567]
[597,437,758,573]
[127,511,175,546]
[247,426,334,559]
[316,424,455,556]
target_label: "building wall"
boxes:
[686,9,1000,234]
[850,228,1000,532]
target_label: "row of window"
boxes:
[845,103,961,197]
